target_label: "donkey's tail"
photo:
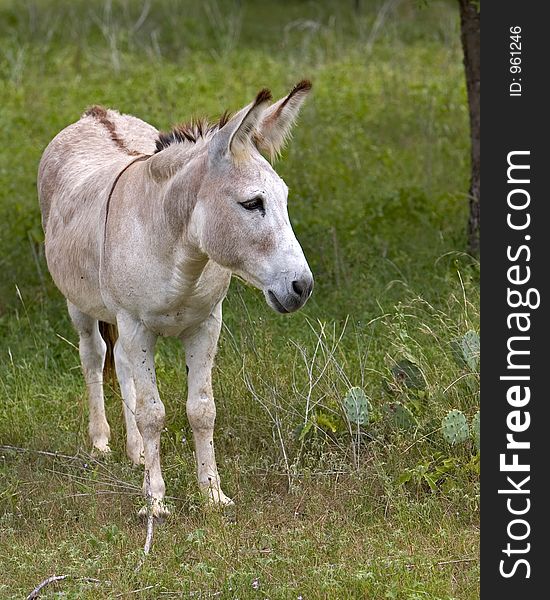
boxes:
[98,321,118,383]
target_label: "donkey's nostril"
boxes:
[292,279,310,298]
[292,280,304,297]
[267,276,313,314]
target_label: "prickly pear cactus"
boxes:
[382,401,417,430]
[391,359,426,390]
[472,410,480,451]
[343,387,371,425]
[442,409,469,445]
[451,331,480,371]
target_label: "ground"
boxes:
[0,1,479,598]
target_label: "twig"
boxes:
[27,575,68,599]
[131,0,151,32]
[366,0,401,54]
[116,584,158,597]
[144,513,154,555]
[243,373,293,491]
[404,557,478,570]
[143,470,154,555]
[26,575,105,599]
[135,470,155,571]
[400,427,441,454]
[0,444,78,461]
[36,490,139,505]
[43,467,140,492]
[442,371,479,394]
[436,557,478,567]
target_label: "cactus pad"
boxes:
[382,401,417,430]
[451,331,480,371]
[343,387,371,425]
[391,359,426,390]
[442,409,469,445]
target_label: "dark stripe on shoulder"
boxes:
[85,105,142,156]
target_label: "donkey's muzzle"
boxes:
[266,273,314,314]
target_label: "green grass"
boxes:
[0,1,479,598]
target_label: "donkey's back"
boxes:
[38,107,158,318]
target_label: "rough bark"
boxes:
[458,0,480,255]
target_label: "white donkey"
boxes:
[38,81,313,517]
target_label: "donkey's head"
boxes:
[190,81,314,313]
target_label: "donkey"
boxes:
[38,81,313,517]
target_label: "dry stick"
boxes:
[400,427,441,454]
[135,470,155,572]
[27,575,69,600]
[37,490,139,505]
[436,557,478,567]
[115,585,158,597]
[26,575,105,600]
[144,513,154,556]
[43,467,139,493]
[143,470,154,555]
[1,444,143,496]
[0,444,78,461]
[9,445,156,573]
[404,557,478,570]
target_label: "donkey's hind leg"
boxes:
[67,301,111,454]
[114,340,144,465]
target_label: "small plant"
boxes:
[398,461,439,491]
[441,409,469,445]
[315,411,339,434]
[294,411,340,442]
[399,452,478,493]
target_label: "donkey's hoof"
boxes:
[215,493,235,507]
[205,491,236,521]
[91,442,112,458]
[127,449,145,467]
[138,498,170,522]
[204,487,234,508]
[126,437,144,466]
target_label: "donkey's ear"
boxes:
[255,80,312,161]
[209,88,272,160]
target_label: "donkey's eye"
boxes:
[240,197,265,212]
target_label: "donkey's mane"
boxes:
[155,111,232,154]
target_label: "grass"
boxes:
[0,0,479,598]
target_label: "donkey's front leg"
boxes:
[182,304,233,506]
[113,340,144,465]
[116,313,168,519]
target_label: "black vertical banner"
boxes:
[483,2,549,597]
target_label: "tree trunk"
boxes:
[458,0,480,255]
